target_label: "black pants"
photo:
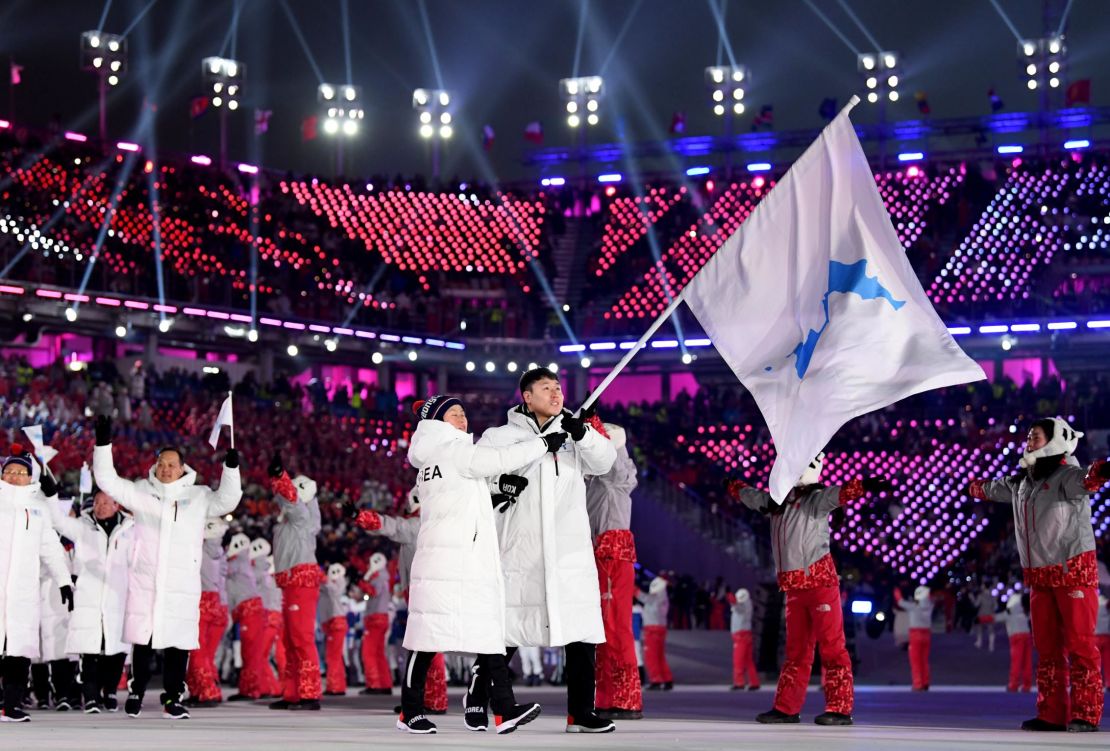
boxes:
[2,655,31,712]
[79,653,127,704]
[473,643,596,718]
[131,642,188,702]
[32,659,78,704]
[404,651,517,719]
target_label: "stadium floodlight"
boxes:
[202,57,245,167]
[412,87,453,178]
[704,65,750,118]
[858,51,900,105]
[318,83,364,175]
[80,31,126,142]
[560,76,604,128]
[1019,36,1066,97]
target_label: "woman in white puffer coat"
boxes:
[394,395,566,736]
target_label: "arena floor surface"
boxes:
[4,685,1101,750]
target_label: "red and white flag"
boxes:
[523,121,543,145]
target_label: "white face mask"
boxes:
[367,553,387,576]
[204,519,229,540]
[796,452,825,487]
[327,563,347,585]
[249,538,271,561]
[914,586,931,603]
[227,533,250,558]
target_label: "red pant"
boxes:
[362,612,392,690]
[187,592,227,702]
[908,628,930,689]
[233,597,269,698]
[732,631,760,688]
[595,556,642,711]
[261,610,283,696]
[1009,633,1033,691]
[279,581,322,701]
[424,653,447,712]
[773,585,853,716]
[1030,585,1102,726]
[323,617,348,694]
[643,625,673,684]
[1097,634,1110,689]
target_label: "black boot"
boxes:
[493,702,542,735]
[1021,717,1066,731]
[396,713,437,734]
[815,711,853,726]
[1067,720,1099,733]
[756,708,800,724]
[566,712,616,733]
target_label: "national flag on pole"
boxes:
[1066,79,1091,107]
[208,394,234,449]
[190,96,209,119]
[523,121,544,145]
[79,462,93,494]
[669,111,686,135]
[482,124,495,151]
[301,114,318,142]
[988,87,1004,113]
[914,91,931,116]
[682,98,985,502]
[751,104,774,130]
[254,108,272,135]
[21,424,58,465]
[10,62,23,85]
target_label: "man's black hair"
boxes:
[156,446,186,464]
[518,367,559,396]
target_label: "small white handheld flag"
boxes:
[208,394,235,450]
[682,98,985,502]
[79,462,93,495]
[22,424,59,465]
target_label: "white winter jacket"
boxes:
[39,550,75,662]
[403,418,550,655]
[0,481,70,659]
[47,505,136,656]
[481,407,616,647]
[93,445,242,650]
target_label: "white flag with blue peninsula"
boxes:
[682,97,985,502]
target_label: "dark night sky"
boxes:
[2,1,1107,182]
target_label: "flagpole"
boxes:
[228,391,235,449]
[577,288,689,414]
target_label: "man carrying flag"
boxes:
[92,413,242,719]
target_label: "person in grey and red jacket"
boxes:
[265,454,324,711]
[727,452,892,727]
[968,416,1110,733]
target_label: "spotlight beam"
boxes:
[416,0,444,90]
[836,0,883,52]
[1056,0,1075,35]
[705,0,737,69]
[571,0,589,78]
[598,0,644,77]
[339,262,389,329]
[987,0,1024,43]
[120,0,159,40]
[801,0,860,55]
[341,0,353,85]
[73,152,142,309]
[97,0,114,31]
[279,0,326,84]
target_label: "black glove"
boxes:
[498,474,529,500]
[94,414,112,446]
[59,585,74,612]
[561,414,587,441]
[39,471,58,499]
[579,403,597,421]
[542,432,568,453]
[343,501,361,521]
[861,477,895,495]
[224,448,240,469]
[491,494,516,513]
[267,451,284,478]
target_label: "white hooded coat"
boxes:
[480,407,616,647]
[0,480,70,659]
[47,505,136,656]
[93,445,242,650]
[403,418,550,655]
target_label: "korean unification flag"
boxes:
[683,98,985,502]
[208,395,234,450]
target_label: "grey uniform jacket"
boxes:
[585,446,638,538]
